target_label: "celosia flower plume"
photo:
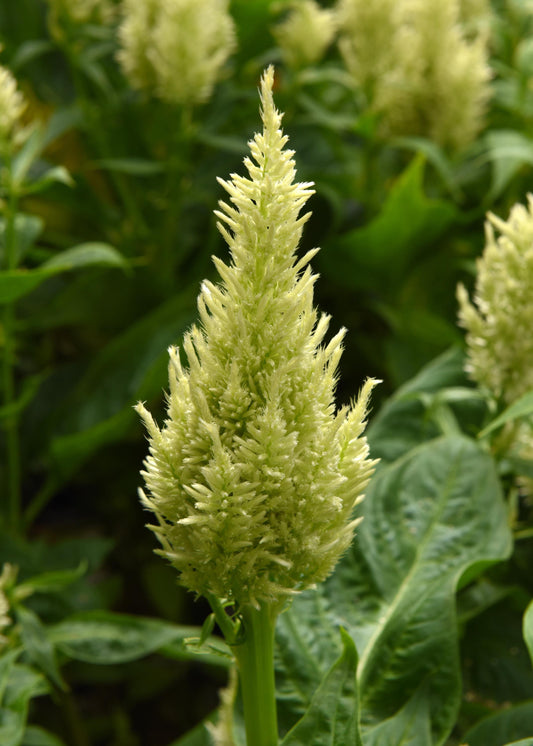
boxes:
[136,67,378,609]
[273,0,337,69]
[0,62,26,153]
[458,195,533,404]
[118,0,236,106]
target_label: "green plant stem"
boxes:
[232,602,279,746]
[2,169,21,532]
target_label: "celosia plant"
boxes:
[136,66,377,745]
[457,195,533,404]
[273,0,337,69]
[117,0,236,106]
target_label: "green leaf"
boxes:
[40,293,195,487]
[47,610,229,665]
[357,686,432,746]
[15,607,66,691]
[22,726,67,746]
[524,601,533,667]
[0,664,48,746]
[41,243,128,272]
[482,130,533,200]
[91,158,166,176]
[333,155,459,285]
[0,213,44,265]
[280,628,362,746]
[11,127,46,190]
[10,40,54,71]
[463,702,533,746]
[15,562,87,599]
[278,436,512,746]
[479,390,533,438]
[0,244,126,305]
[391,136,461,200]
[0,268,57,305]
[22,166,74,196]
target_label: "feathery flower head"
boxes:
[336,0,491,150]
[117,0,236,106]
[0,62,27,153]
[273,0,337,69]
[458,195,533,404]
[136,67,378,609]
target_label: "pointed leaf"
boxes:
[463,702,533,746]
[22,726,67,746]
[42,243,127,272]
[47,610,230,666]
[15,607,66,691]
[333,155,459,284]
[479,390,533,438]
[280,628,362,746]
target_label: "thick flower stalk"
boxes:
[457,195,533,404]
[137,66,377,612]
[117,0,236,106]
[273,0,337,69]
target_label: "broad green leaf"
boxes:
[279,436,512,746]
[42,243,127,272]
[15,607,65,691]
[503,741,533,746]
[463,702,533,746]
[22,726,66,746]
[524,601,533,667]
[479,390,533,438]
[332,155,459,285]
[360,687,432,746]
[280,628,362,746]
[47,610,230,665]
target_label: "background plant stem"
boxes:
[2,165,21,533]
[233,602,279,746]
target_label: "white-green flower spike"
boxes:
[136,66,378,610]
[458,195,533,404]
